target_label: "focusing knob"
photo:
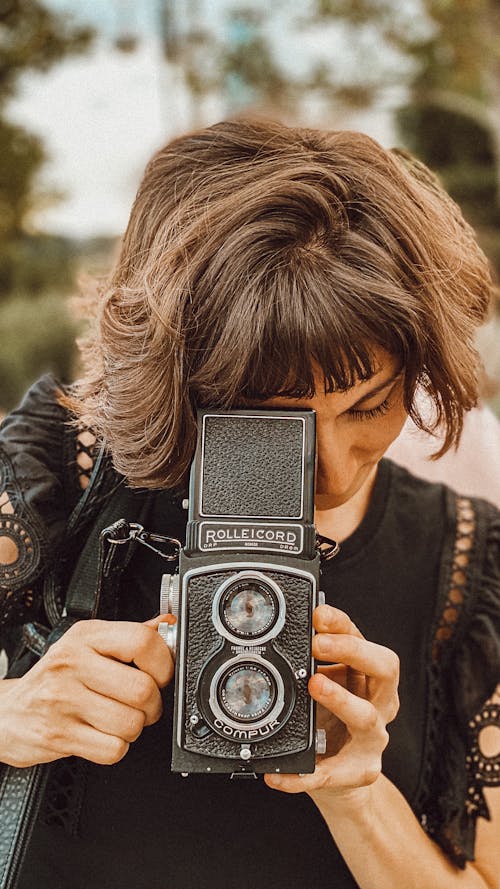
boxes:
[160,573,180,617]
[158,621,177,660]
[315,729,327,755]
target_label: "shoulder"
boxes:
[384,459,499,668]
[0,377,104,605]
[382,458,454,553]
[0,374,79,520]
[385,457,500,534]
[391,465,500,867]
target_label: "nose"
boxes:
[314,416,358,498]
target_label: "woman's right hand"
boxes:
[0,616,174,768]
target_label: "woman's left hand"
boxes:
[264,604,400,798]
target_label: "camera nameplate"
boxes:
[198,521,304,554]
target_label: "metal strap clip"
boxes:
[315,533,340,562]
[106,522,181,562]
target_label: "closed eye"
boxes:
[347,396,392,422]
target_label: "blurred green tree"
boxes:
[394,0,500,227]
[166,1,499,223]
[0,0,93,255]
[0,1,94,408]
[309,0,500,219]
[0,0,93,102]
[0,291,78,408]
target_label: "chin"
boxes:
[314,491,352,510]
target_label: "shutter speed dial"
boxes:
[160,573,180,617]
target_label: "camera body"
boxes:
[159,408,321,776]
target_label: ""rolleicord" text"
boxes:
[199,522,302,553]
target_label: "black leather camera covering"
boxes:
[201,416,305,518]
[180,568,314,760]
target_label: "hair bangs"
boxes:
[223,269,408,405]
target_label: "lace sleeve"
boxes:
[420,496,500,867]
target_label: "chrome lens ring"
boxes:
[208,654,285,731]
[212,571,286,644]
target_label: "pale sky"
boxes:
[7,2,402,239]
[8,37,188,237]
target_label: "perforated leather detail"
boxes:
[0,463,39,624]
[75,429,97,491]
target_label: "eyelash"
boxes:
[348,396,392,422]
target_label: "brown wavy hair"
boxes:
[69,118,492,488]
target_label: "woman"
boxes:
[0,119,498,889]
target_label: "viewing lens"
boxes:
[220,579,277,639]
[218,663,276,722]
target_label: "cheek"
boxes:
[386,401,408,437]
[382,404,408,448]
[356,405,408,456]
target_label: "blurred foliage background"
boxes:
[0,0,499,414]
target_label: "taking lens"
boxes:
[220,579,277,639]
[218,663,276,722]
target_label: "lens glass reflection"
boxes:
[219,664,275,722]
[221,579,277,638]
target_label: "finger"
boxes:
[264,757,341,795]
[80,654,164,725]
[264,747,381,795]
[68,620,174,688]
[79,688,150,742]
[264,770,312,794]
[264,752,359,794]
[317,663,367,697]
[30,710,131,765]
[309,673,388,746]
[62,722,131,765]
[313,604,364,638]
[312,633,399,716]
[346,666,368,700]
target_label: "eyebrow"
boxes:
[347,369,404,410]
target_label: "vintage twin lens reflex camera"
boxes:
[158,407,324,776]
